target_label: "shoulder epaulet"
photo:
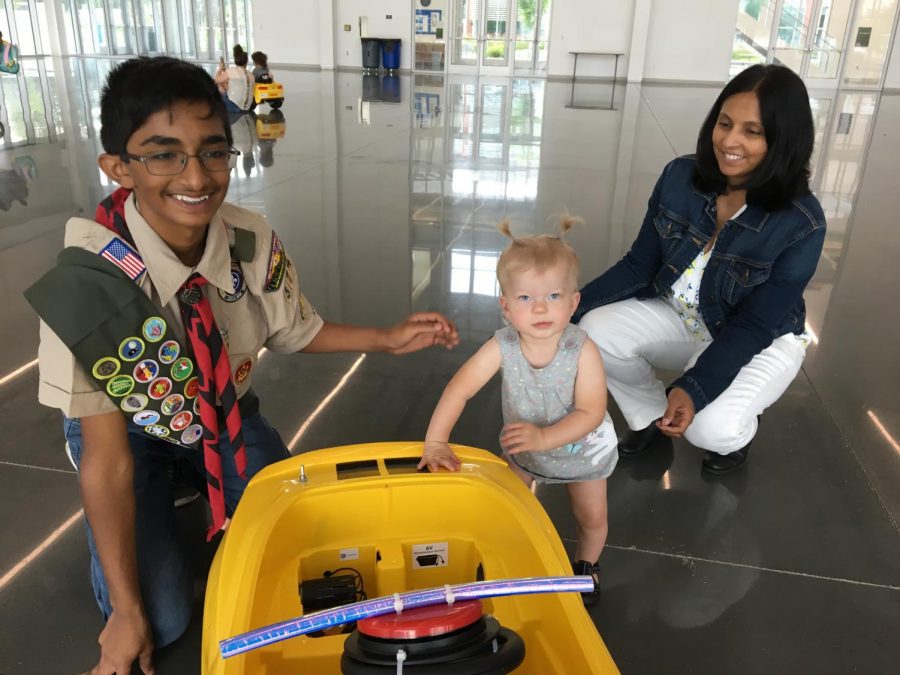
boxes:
[230,227,256,262]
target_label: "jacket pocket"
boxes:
[724,259,772,304]
[654,214,687,256]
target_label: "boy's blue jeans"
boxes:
[63,412,290,647]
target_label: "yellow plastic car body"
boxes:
[255,117,286,140]
[253,81,284,108]
[202,442,619,674]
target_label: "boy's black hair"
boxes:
[251,51,268,68]
[694,64,814,211]
[233,44,248,67]
[100,56,231,155]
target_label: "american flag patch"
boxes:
[100,237,145,280]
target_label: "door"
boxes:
[771,0,854,88]
[450,0,514,75]
[513,0,552,73]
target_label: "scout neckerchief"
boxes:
[96,187,247,539]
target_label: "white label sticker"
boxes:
[412,542,448,568]
[339,547,359,561]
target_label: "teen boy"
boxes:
[26,57,458,674]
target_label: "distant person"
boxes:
[251,51,273,83]
[215,44,254,115]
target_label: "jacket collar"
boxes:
[692,187,770,233]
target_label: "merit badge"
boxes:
[161,393,185,416]
[219,262,247,302]
[170,411,193,431]
[264,233,287,292]
[170,357,194,382]
[142,317,166,343]
[158,340,180,364]
[120,393,148,413]
[133,359,159,383]
[193,396,202,415]
[233,358,253,385]
[118,337,145,362]
[106,375,135,397]
[144,424,170,438]
[92,357,120,380]
[181,424,204,445]
[184,377,200,399]
[148,377,173,400]
[133,410,160,426]
[100,237,145,280]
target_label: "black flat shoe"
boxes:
[618,421,663,457]
[701,443,751,475]
[572,559,601,606]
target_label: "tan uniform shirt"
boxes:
[38,194,323,417]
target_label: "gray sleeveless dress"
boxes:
[496,324,618,483]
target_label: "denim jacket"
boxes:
[574,156,826,413]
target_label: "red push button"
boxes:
[358,599,483,639]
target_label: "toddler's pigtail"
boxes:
[554,212,584,238]
[498,219,515,241]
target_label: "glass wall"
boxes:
[731,0,899,88]
[1,0,252,59]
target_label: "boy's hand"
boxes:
[501,422,547,455]
[418,441,462,472]
[91,609,154,674]
[383,312,459,354]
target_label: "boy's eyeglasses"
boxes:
[122,148,240,176]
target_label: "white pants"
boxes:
[579,298,807,455]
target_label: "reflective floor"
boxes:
[0,59,898,673]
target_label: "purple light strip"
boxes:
[220,575,593,658]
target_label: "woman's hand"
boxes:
[418,441,462,472]
[383,312,459,354]
[501,422,547,454]
[657,387,695,438]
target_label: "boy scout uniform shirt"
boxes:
[38,193,323,418]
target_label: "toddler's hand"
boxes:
[418,441,462,472]
[501,422,546,454]
[383,312,460,354]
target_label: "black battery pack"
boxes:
[300,573,359,612]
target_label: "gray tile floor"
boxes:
[0,60,898,673]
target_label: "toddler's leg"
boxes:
[565,478,608,563]
[505,458,535,490]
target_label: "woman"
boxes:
[576,64,825,475]
[215,44,255,115]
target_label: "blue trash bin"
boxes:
[380,74,401,103]
[381,38,401,71]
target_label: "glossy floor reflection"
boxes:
[0,59,898,673]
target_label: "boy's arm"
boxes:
[419,339,502,472]
[503,339,607,454]
[80,412,155,675]
[299,312,459,354]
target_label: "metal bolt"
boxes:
[299,465,308,483]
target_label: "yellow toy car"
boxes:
[202,442,619,674]
[253,81,284,109]
[255,111,286,140]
